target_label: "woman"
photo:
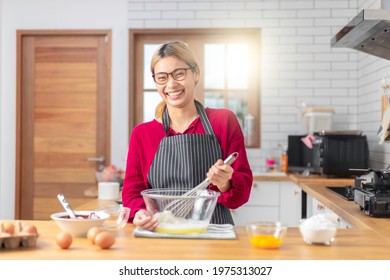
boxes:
[122,41,253,231]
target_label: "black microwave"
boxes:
[288,133,369,177]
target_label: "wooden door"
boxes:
[16,30,111,220]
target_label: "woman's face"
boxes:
[153,56,198,110]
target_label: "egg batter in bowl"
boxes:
[154,210,208,234]
[141,189,220,235]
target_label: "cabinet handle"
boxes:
[294,191,299,195]
[252,183,257,188]
[317,204,325,211]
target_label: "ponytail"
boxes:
[155,101,167,119]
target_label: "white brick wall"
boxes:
[128,0,390,171]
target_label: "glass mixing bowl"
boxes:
[141,189,220,234]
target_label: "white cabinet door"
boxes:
[311,196,327,216]
[231,206,279,226]
[307,195,353,229]
[231,181,280,226]
[232,181,303,227]
[280,181,302,227]
[246,181,279,206]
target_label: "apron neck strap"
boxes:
[162,100,215,136]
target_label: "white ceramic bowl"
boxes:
[51,210,110,237]
[299,217,338,245]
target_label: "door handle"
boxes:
[87,156,106,163]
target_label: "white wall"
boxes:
[0,0,128,219]
[128,0,390,171]
[357,0,390,168]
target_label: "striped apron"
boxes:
[148,100,234,225]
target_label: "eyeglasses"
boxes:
[152,68,191,85]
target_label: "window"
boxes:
[129,29,261,147]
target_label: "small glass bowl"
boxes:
[246,221,287,249]
[96,205,131,230]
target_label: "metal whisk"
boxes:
[163,152,238,218]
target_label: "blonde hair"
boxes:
[151,41,199,119]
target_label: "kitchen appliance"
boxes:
[287,131,369,177]
[331,1,390,60]
[311,132,369,177]
[287,135,315,173]
[354,169,390,216]
[326,186,355,201]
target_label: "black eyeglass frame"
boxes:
[152,67,192,85]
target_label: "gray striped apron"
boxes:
[148,100,234,225]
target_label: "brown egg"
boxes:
[94,231,115,249]
[56,232,73,249]
[22,224,38,235]
[3,222,15,234]
[87,226,103,243]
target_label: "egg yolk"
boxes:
[250,235,282,249]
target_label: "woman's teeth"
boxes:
[167,90,182,97]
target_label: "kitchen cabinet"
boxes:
[231,181,302,226]
[306,194,353,229]
[280,181,302,226]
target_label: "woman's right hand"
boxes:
[133,209,159,232]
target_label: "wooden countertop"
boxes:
[1,218,390,260]
[298,181,390,241]
[253,172,355,185]
[1,197,390,260]
[3,175,390,260]
[255,173,390,242]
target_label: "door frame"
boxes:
[15,29,112,219]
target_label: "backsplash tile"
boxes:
[128,0,390,171]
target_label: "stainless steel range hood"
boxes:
[331,9,390,60]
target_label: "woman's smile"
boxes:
[166,89,183,98]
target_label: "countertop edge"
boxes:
[254,173,390,242]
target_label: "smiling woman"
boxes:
[122,40,253,231]
[130,28,261,148]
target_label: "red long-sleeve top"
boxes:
[122,107,253,222]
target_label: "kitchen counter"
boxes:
[1,196,390,260]
[255,172,390,242]
[2,174,390,260]
[254,172,355,185]
[297,180,390,241]
[1,218,389,260]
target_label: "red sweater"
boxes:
[122,107,253,222]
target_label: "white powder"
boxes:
[301,213,338,230]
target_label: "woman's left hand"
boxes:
[207,159,234,193]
